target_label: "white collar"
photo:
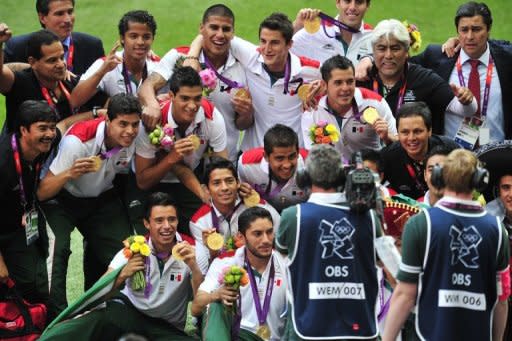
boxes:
[308,192,345,204]
[460,42,491,66]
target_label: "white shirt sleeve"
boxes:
[108,249,129,269]
[153,49,181,81]
[301,110,315,150]
[206,109,228,152]
[198,257,228,293]
[445,96,478,117]
[135,129,157,158]
[229,37,259,68]
[79,58,105,91]
[378,99,398,135]
[290,29,310,58]
[49,136,87,175]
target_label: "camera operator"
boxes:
[276,144,384,340]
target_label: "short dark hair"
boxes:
[144,192,178,220]
[360,148,383,173]
[36,0,75,16]
[238,207,273,235]
[27,29,60,60]
[320,55,355,82]
[168,66,202,94]
[15,100,58,134]
[396,101,432,131]
[425,144,455,165]
[106,93,142,121]
[455,2,492,30]
[204,157,238,184]
[259,12,293,44]
[118,10,157,37]
[263,124,298,156]
[202,4,235,25]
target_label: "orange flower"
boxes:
[122,239,130,248]
[240,270,250,286]
[123,248,133,259]
[322,136,332,144]
[315,136,323,143]
[233,234,245,248]
[314,127,324,137]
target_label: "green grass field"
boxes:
[1,0,510,302]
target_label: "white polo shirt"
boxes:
[155,48,247,162]
[229,37,321,150]
[237,147,310,212]
[135,99,227,183]
[199,246,287,341]
[291,18,373,65]
[190,197,281,260]
[302,88,396,161]
[109,233,209,331]
[50,118,138,197]
[80,51,161,96]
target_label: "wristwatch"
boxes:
[92,106,101,118]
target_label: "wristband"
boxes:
[184,56,199,61]
[92,106,100,118]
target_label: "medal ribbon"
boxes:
[40,81,75,117]
[377,276,391,322]
[211,201,243,232]
[373,74,407,112]
[258,167,287,201]
[282,55,291,95]
[98,122,122,160]
[244,251,275,326]
[203,55,244,92]
[11,135,41,210]
[456,54,494,117]
[121,55,148,95]
[405,162,426,192]
[438,200,483,212]
[318,12,360,37]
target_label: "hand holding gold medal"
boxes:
[362,107,380,125]
[304,16,321,34]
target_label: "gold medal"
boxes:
[206,232,224,251]
[304,16,321,34]
[172,243,183,261]
[90,155,102,172]
[256,324,271,340]
[297,84,311,101]
[362,107,379,125]
[188,134,201,150]
[243,190,260,208]
[234,88,249,99]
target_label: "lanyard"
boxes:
[11,135,40,210]
[373,76,407,112]
[244,250,275,326]
[456,55,494,117]
[318,12,360,38]
[438,200,483,212]
[405,161,426,192]
[98,121,121,160]
[203,55,244,92]
[65,35,74,71]
[121,56,148,95]
[325,98,361,130]
[210,201,243,233]
[40,81,74,118]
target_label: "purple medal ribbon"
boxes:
[98,146,121,160]
[211,201,243,232]
[318,12,360,38]
[244,250,275,327]
[121,55,148,95]
[203,55,244,92]
[282,55,291,95]
[377,276,391,322]
[439,201,483,212]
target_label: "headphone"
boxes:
[430,163,489,193]
[295,165,346,190]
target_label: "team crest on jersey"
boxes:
[318,218,355,260]
[449,225,482,269]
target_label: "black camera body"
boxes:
[345,152,377,213]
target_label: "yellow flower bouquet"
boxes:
[309,120,340,145]
[403,20,422,53]
[123,235,151,291]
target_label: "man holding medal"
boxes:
[70,10,160,108]
[0,100,58,318]
[192,206,287,341]
[238,124,309,213]
[3,0,104,77]
[0,27,97,134]
[190,157,280,261]
[410,2,512,146]
[277,145,383,340]
[357,19,478,136]
[302,55,397,161]
[37,93,142,317]
[383,149,510,341]
[139,4,252,163]
[292,0,373,65]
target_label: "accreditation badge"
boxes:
[454,116,483,150]
[25,209,39,245]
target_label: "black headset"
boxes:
[295,165,346,190]
[431,163,489,193]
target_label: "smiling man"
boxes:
[37,93,142,317]
[3,0,104,76]
[139,4,250,163]
[190,157,280,261]
[302,55,396,161]
[0,100,58,319]
[238,124,309,212]
[70,10,160,108]
[410,2,512,145]
[380,102,459,199]
[358,19,478,136]
[292,0,373,65]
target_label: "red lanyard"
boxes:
[456,55,494,117]
[11,135,40,209]
[373,76,407,112]
[64,35,74,71]
[40,81,74,117]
